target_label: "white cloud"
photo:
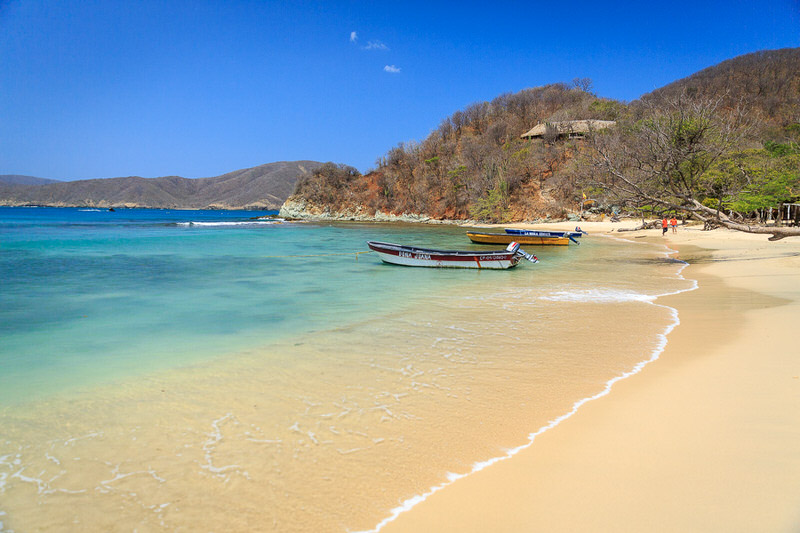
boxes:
[364,40,388,51]
[383,65,401,74]
[350,31,358,43]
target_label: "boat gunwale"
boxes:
[504,228,584,237]
[464,232,570,245]
[367,240,516,258]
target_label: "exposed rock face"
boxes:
[279,197,470,224]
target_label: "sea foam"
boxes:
[176,220,283,227]
[539,288,656,303]
[356,245,698,533]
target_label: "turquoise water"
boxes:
[0,207,696,532]
[0,207,582,404]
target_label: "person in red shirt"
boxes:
[670,216,678,233]
[662,217,668,235]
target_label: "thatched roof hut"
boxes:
[521,119,616,139]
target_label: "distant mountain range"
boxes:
[0,175,63,186]
[0,161,323,210]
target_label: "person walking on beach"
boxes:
[670,216,678,233]
[662,217,668,236]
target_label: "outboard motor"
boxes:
[506,241,538,263]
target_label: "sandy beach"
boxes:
[3,216,798,532]
[381,220,800,533]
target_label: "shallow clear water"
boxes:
[1,208,499,403]
[0,207,694,532]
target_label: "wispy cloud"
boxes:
[351,32,396,73]
[364,40,388,51]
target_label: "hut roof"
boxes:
[521,119,616,138]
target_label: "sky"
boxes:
[1,0,799,180]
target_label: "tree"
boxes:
[587,92,800,240]
[707,147,800,223]
[572,77,594,95]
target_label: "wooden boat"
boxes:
[504,228,583,238]
[466,231,570,246]
[504,227,586,243]
[367,241,538,269]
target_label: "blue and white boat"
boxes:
[504,226,587,243]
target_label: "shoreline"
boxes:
[0,217,682,532]
[3,216,798,531]
[377,224,800,532]
[357,233,697,533]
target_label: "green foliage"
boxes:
[470,185,509,223]
[637,204,658,215]
[448,165,467,180]
[706,148,800,214]
[584,186,604,198]
[670,116,710,148]
[763,140,800,157]
[588,99,625,120]
[507,143,530,158]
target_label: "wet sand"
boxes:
[0,226,687,533]
[4,220,797,532]
[381,222,800,532]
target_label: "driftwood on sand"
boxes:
[617,221,660,232]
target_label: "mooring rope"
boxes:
[261,250,372,260]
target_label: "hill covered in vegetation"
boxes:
[282,48,800,225]
[0,175,62,186]
[283,82,616,222]
[643,48,800,132]
[0,161,322,210]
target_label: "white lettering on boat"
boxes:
[399,251,431,260]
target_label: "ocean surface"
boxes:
[0,207,695,532]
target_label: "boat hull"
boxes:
[504,228,582,238]
[367,241,521,269]
[466,232,570,246]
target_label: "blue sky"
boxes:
[1,0,799,180]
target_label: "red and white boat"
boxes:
[366,241,538,269]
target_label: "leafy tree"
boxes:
[587,91,800,240]
[470,183,510,222]
[710,148,800,223]
[588,99,626,120]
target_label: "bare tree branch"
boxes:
[585,90,800,240]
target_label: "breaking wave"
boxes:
[539,288,656,303]
[176,220,284,227]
